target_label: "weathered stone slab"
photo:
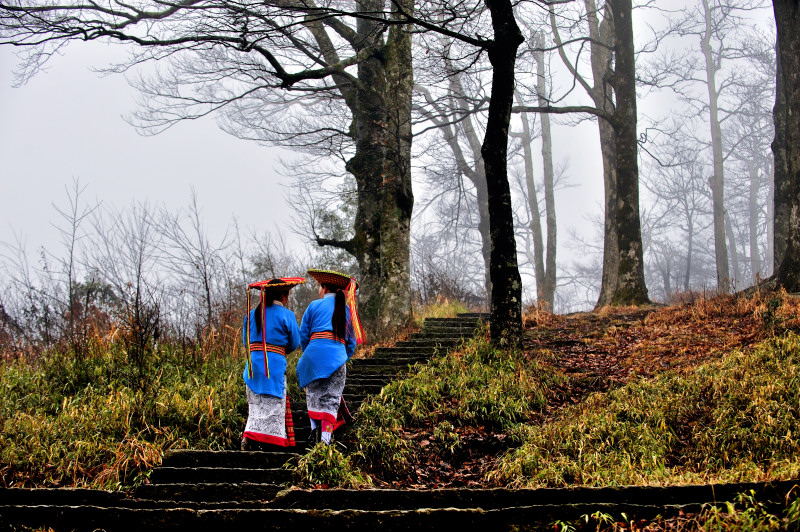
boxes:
[161,450,296,469]
[0,488,131,507]
[134,481,284,503]
[352,355,431,364]
[149,466,293,485]
[266,480,800,511]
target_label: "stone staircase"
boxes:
[126,313,488,509]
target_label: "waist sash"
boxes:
[310,331,346,345]
[248,342,286,379]
[249,343,287,355]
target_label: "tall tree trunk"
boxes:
[661,259,672,297]
[484,0,524,349]
[379,0,415,335]
[319,0,414,336]
[748,161,762,283]
[724,210,741,290]
[581,0,619,309]
[701,0,731,293]
[767,158,775,277]
[519,108,547,304]
[772,30,790,274]
[450,72,493,303]
[772,0,800,291]
[535,31,558,311]
[422,66,492,304]
[343,2,389,329]
[608,0,649,305]
[685,217,694,292]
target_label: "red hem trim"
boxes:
[307,410,346,431]
[243,432,295,447]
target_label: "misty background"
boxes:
[0,0,777,349]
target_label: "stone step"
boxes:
[411,331,474,340]
[149,466,293,485]
[5,478,795,512]
[345,375,393,384]
[134,482,283,503]
[343,383,386,395]
[423,316,483,324]
[418,323,480,331]
[161,450,296,469]
[0,502,708,531]
[345,364,407,376]
[394,339,461,348]
[350,356,430,366]
[457,312,490,319]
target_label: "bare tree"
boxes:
[516,0,650,307]
[158,188,230,338]
[414,53,493,303]
[643,0,771,293]
[91,201,163,392]
[641,128,715,295]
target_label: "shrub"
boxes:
[289,443,373,488]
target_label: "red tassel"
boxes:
[345,279,366,344]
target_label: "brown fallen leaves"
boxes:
[374,291,800,489]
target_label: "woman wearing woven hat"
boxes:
[241,277,305,450]
[297,269,365,445]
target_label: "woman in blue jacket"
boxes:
[297,269,363,445]
[241,277,304,450]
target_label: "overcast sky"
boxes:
[0,36,608,269]
[0,41,299,259]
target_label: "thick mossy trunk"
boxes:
[484,0,524,350]
[772,0,800,291]
[345,9,389,327]
[327,0,414,338]
[772,25,790,273]
[608,0,649,306]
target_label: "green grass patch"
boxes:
[1,344,247,489]
[550,487,800,531]
[344,331,565,477]
[491,333,800,488]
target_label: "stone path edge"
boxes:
[2,477,797,510]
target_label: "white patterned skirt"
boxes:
[243,380,295,447]
[305,363,351,432]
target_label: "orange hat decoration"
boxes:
[308,269,366,345]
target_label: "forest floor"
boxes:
[379,295,779,489]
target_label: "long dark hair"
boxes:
[255,284,290,335]
[324,283,347,339]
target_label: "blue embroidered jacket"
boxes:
[296,293,356,389]
[242,304,301,398]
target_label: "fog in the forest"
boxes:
[0,0,777,348]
